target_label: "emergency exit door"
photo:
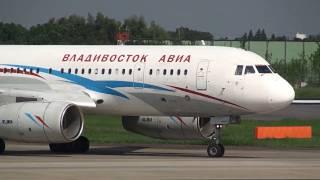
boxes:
[196,61,209,90]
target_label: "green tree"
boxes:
[123,15,148,40]
[0,23,28,44]
[309,43,320,84]
[146,21,168,40]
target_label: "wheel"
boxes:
[219,144,225,156]
[207,143,224,157]
[73,136,90,153]
[49,143,67,153]
[49,136,89,154]
[0,139,5,154]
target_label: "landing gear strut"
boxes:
[207,124,224,157]
[49,136,90,154]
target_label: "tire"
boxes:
[207,144,223,158]
[49,136,89,154]
[0,139,5,154]
[74,136,89,153]
[219,144,225,156]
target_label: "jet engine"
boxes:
[122,116,216,140]
[0,102,83,143]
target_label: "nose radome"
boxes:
[268,78,295,111]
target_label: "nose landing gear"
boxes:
[206,116,240,158]
[207,124,225,157]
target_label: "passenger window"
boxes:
[244,66,255,74]
[88,68,92,74]
[75,68,78,74]
[163,69,167,75]
[129,69,132,75]
[94,68,98,75]
[108,69,112,74]
[177,69,181,76]
[122,69,125,75]
[170,69,174,75]
[101,69,105,75]
[61,68,64,74]
[49,68,52,74]
[156,69,160,75]
[81,68,85,74]
[68,68,71,74]
[36,68,40,74]
[235,65,243,75]
[255,65,272,73]
[149,69,153,75]
[184,69,188,75]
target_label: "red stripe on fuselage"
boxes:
[168,85,248,110]
[0,68,44,79]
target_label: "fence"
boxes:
[211,41,319,64]
[129,40,319,64]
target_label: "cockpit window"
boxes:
[255,65,272,73]
[235,65,243,75]
[268,65,276,73]
[244,66,255,74]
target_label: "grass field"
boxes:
[295,87,320,99]
[84,115,320,148]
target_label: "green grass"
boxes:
[84,115,320,148]
[295,87,320,99]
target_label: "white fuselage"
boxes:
[0,45,295,117]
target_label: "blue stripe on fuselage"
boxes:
[3,64,173,99]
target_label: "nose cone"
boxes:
[268,77,295,111]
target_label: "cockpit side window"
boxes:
[256,65,272,73]
[268,65,276,73]
[235,65,243,75]
[244,66,255,74]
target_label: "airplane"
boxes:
[0,45,295,157]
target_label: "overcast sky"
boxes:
[0,0,319,38]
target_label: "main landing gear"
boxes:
[49,136,90,154]
[0,138,5,154]
[207,124,224,157]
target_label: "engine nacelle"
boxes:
[0,102,84,143]
[122,116,216,140]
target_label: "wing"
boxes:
[0,76,96,108]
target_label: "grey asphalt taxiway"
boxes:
[1,142,320,180]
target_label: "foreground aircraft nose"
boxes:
[268,78,295,111]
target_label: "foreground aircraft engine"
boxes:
[122,116,215,140]
[0,102,89,154]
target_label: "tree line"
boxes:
[0,13,213,45]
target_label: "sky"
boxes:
[0,0,319,38]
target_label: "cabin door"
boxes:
[133,63,145,88]
[196,61,209,90]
